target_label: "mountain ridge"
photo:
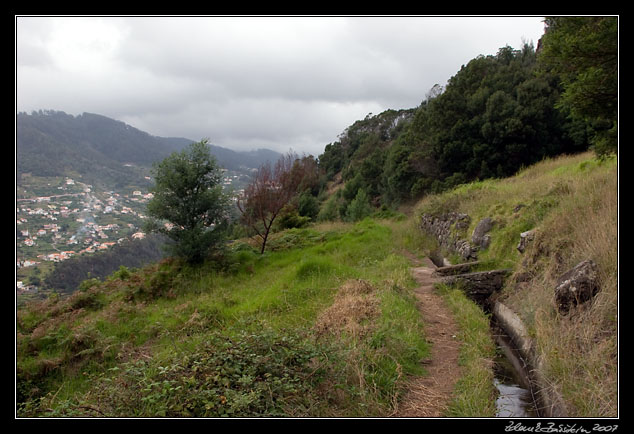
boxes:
[16,110,281,187]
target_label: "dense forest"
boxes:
[317,44,585,214]
[315,17,617,220]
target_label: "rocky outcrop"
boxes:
[516,229,536,253]
[420,212,478,261]
[471,217,494,249]
[554,259,600,313]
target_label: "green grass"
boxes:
[17,218,430,417]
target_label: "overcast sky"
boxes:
[16,16,546,156]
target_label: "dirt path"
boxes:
[393,256,462,417]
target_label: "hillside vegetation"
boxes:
[414,151,618,416]
[17,218,434,417]
[16,152,617,418]
[316,17,617,221]
[316,43,588,217]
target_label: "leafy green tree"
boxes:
[382,140,417,203]
[341,172,364,202]
[145,139,230,263]
[318,142,346,178]
[297,189,320,220]
[317,192,344,222]
[358,149,385,198]
[537,16,618,157]
[346,188,373,222]
[275,205,311,230]
[415,43,586,183]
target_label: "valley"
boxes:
[16,168,251,301]
[15,110,280,302]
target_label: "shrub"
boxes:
[346,188,373,222]
[69,288,105,311]
[112,265,132,281]
[65,329,329,417]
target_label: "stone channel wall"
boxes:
[419,212,479,261]
[493,302,568,417]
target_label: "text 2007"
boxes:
[593,425,618,433]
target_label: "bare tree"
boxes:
[236,152,299,254]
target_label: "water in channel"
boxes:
[492,330,539,417]
[430,254,540,417]
[494,376,538,417]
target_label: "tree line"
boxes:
[319,17,617,213]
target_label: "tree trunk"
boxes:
[260,225,271,254]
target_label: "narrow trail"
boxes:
[393,256,462,417]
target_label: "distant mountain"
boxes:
[16,110,280,188]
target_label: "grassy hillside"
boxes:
[17,219,433,417]
[16,110,281,189]
[15,152,618,418]
[413,151,618,417]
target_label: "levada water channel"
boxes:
[429,254,541,418]
[491,321,539,417]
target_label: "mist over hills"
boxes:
[16,110,281,188]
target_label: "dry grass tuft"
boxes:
[314,279,380,340]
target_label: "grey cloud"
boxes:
[16,16,545,156]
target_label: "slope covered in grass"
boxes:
[17,219,431,417]
[16,152,618,418]
[413,151,618,417]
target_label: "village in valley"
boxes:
[16,170,249,296]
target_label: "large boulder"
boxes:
[554,260,600,313]
[471,217,494,249]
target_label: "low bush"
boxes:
[37,328,331,417]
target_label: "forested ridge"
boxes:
[317,44,583,210]
[316,17,617,219]
[16,110,281,189]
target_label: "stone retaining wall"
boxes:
[419,212,478,261]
